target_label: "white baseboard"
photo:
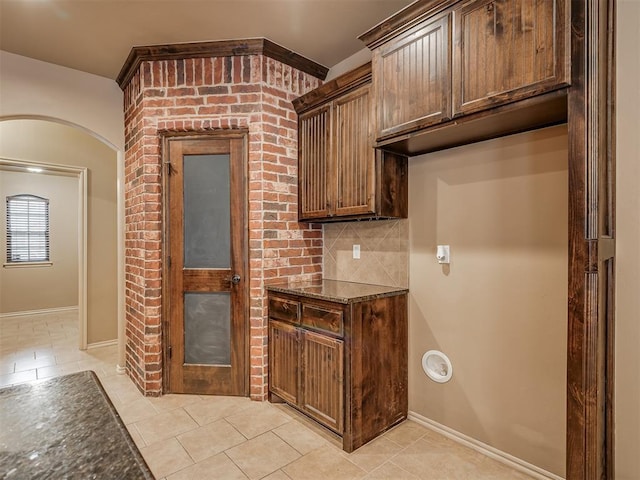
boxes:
[0,306,79,318]
[407,411,564,480]
[87,339,118,349]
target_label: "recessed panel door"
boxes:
[166,135,247,396]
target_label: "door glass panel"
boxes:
[184,293,231,365]
[183,154,230,268]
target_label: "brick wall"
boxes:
[123,54,322,398]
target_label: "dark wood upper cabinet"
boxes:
[294,63,408,222]
[359,0,570,156]
[374,11,452,140]
[298,104,331,219]
[333,86,376,218]
[453,0,570,116]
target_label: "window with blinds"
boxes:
[6,194,50,263]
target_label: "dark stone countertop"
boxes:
[266,279,408,304]
[0,370,154,480]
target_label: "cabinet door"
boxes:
[374,12,451,140]
[453,0,569,115]
[300,330,344,433]
[299,104,332,220]
[269,320,299,405]
[333,85,376,217]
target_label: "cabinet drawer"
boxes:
[302,303,343,337]
[269,297,300,324]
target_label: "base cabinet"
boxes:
[268,321,299,405]
[269,321,344,432]
[267,287,408,452]
[300,330,344,433]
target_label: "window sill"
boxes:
[3,262,53,268]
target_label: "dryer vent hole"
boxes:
[422,350,453,383]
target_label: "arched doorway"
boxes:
[0,117,124,370]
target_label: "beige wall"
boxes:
[324,219,408,288]
[408,125,568,476]
[326,8,640,475]
[0,170,79,312]
[325,47,372,81]
[0,50,125,365]
[0,120,118,345]
[0,51,124,150]
[615,2,640,478]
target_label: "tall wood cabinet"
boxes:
[294,63,408,222]
[267,281,408,452]
[353,0,615,477]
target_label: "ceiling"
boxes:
[0,0,414,81]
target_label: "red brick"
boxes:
[204,57,213,85]
[213,57,223,84]
[124,53,323,396]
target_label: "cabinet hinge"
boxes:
[167,256,171,268]
[168,346,173,359]
[164,162,175,175]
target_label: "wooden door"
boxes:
[374,12,451,140]
[300,330,344,433]
[453,0,569,115]
[165,134,247,396]
[333,84,376,217]
[268,320,299,404]
[299,104,332,220]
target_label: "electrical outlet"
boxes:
[436,245,450,264]
[353,244,361,259]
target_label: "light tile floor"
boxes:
[0,312,534,480]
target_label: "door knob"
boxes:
[231,274,241,285]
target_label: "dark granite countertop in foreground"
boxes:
[0,370,154,480]
[266,279,408,304]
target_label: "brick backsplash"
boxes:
[323,220,409,288]
[123,54,322,398]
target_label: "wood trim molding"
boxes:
[566,0,616,478]
[116,38,329,89]
[358,0,458,49]
[261,39,328,80]
[292,62,371,114]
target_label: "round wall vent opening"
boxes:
[422,350,453,383]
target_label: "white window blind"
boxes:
[6,194,50,263]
